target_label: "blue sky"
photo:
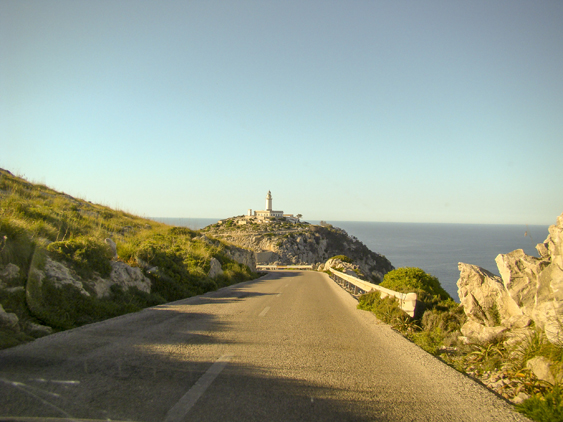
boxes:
[1,0,562,225]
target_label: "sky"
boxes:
[1,0,562,225]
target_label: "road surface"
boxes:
[0,271,529,421]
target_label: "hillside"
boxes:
[202,216,394,282]
[0,169,258,348]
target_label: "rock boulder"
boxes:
[457,211,563,345]
[208,257,223,278]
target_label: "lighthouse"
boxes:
[253,191,286,219]
[266,190,272,211]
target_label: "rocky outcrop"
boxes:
[42,257,92,296]
[208,257,223,278]
[457,212,563,345]
[206,220,393,282]
[223,245,256,272]
[194,235,257,272]
[30,257,151,298]
[317,258,363,278]
[93,261,151,297]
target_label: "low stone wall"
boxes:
[329,268,417,317]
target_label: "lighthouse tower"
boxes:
[254,191,286,219]
[266,190,273,211]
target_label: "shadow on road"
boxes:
[0,270,386,422]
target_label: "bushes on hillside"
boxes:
[0,170,261,349]
[0,217,36,275]
[380,267,451,301]
[329,255,353,263]
[32,280,166,330]
[358,290,405,325]
[47,237,113,278]
[358,267,465,353]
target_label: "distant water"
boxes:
[151,217,550,302]
[313,221,550,302]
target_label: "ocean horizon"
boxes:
[151,217,550,302]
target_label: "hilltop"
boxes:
[202,215,394,282]
[0,169,258,348]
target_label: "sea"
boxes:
[151,217,550,302]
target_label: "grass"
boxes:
[329,255,353,263]
[516,387,563,422]
[0,169,259,348]
[357,266,563,421]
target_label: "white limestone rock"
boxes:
[93,261,151,297]
[223,246,256,272]
[460,319,507,344]
[39,256,151,298]
[526,356,558,385]
[43,257,91,296]
[322,258,363,278]
[457,211,563,345]
[208,257,223,278]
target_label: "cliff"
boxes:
[457,211,563,346]
[202,217,394,282]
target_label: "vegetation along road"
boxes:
[0,271,529,421]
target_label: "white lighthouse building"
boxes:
[254,191,284,219]
[246,191,300,222]
[266,190,273,211]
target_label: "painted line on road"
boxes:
[164,354,233,422]
[259,306,270,317]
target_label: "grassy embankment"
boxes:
[358,267,563,422]
[0,169,258,348]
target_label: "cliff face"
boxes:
[203,218,393,282]
[457,212,563,345]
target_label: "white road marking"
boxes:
[259,306,270,317]
[164,354,233,422]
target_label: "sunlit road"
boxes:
[0,271,528,422]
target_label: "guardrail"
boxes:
[328,268,417,317]
[257,264,314,271]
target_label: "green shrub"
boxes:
[329,255,353,263]
[32,279,166,330]
[421,302,466,335]
[147,272,197,302]
[0,170,260,347]
[169,226,196,238]
[0,217,35,272]
[410,328,445,355]
[358,290,405,324]
[47,237,113,278]
[380,267,451,301]
[517,387,563,421]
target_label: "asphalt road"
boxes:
[0,271,529,422]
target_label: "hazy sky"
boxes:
[1,1,562,225]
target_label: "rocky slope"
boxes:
[457,211,563,346]
[0,169,257,347]
[202,217,394,282]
